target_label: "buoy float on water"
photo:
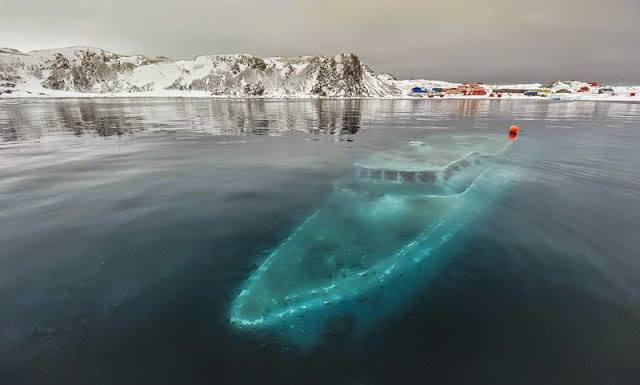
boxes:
[508,125,519,141]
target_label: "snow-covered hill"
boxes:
[1,46,638,100]
[0,46,400,97]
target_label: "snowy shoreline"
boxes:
[2,92,639,103]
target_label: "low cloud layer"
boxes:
[2,0,639,82]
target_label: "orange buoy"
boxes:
[508,125,519,141]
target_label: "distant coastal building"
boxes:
[493,88,526,94]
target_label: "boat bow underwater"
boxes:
[230,132,520,346]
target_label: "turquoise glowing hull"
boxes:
[230,134,516,344]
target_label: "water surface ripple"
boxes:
[1,98,639,385]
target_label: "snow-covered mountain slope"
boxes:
[0,47,400,97]
[1,46,638,100]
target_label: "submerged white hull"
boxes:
[229,134,517,345]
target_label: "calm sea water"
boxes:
[1,98,639,385]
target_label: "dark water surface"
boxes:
[1,98,639,384]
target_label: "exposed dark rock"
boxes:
[189,74,222,91]
[311,53,368,96]
[229,63,241,75]
[42,53,71,90]
[242,83,265,96]
[167,79,188,90]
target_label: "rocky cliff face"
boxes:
[42,50,136,92]
[308,54,366,96]
[0,47,400,97]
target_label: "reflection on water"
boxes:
[0,99,367,142]
[1,98,640,385]
[2,98,640,144]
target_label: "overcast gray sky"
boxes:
[2,0,639,82]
